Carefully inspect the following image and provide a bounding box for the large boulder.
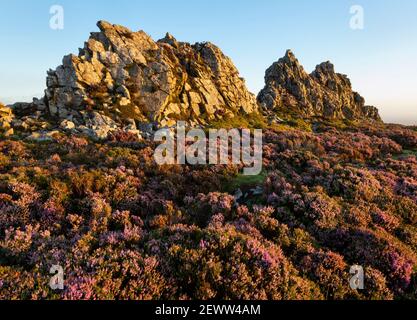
[257,50,382,121]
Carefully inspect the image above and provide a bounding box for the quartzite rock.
[44,20,258,136]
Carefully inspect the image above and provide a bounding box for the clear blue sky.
[1,0,416,124]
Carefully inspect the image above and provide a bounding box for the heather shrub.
[298,250,355,299]
[344,204,372,228]
[320,228,416,294]
[1,122,417,300]
[155,224,321,300]
[363,267,394,300]
[0,182,40,233]
[0,266,50,300]
[184,192,235,227]
[63,249,166,300]
[394,197,417,224]
[324,167,381,202]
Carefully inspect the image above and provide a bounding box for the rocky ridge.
[257,50,381,121]
[1,24,383,141]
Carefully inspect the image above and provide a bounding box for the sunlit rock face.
[257,50,381,122]
[0,102,14,136]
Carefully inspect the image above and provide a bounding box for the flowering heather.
[1,123,417,300]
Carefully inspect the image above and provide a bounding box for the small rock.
[60,119,76,130]
[250,186,264,196]
[4,128,14,137]
[26,131,59,142]
[234,189,243,202]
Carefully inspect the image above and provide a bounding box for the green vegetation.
[208,111,268,130]
[223,170,268,193]
[393,149,417,160]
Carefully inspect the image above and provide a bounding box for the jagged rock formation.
[42,20,257,138]
[257,50,381,121]
[4,29,384,140]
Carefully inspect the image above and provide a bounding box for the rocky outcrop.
[257,50,381,121]
[8,98,52,134]
[43,21,258,138]
[6,28,383,140]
